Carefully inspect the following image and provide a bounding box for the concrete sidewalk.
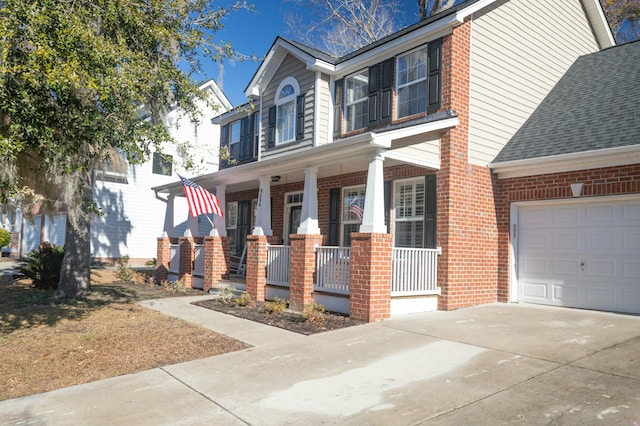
[1,298,639,425]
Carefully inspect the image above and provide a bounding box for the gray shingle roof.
[493,40,640,164]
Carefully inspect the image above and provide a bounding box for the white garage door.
[517,197,640,314]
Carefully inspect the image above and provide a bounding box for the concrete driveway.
[1,299,639,425]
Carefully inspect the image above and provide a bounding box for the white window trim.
[341,185,366,245]
[275,77,300,145]
[344,70,369,132]
[394,177,425,248]
[395,45,429,120]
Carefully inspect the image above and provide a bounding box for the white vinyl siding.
[468,0,600,166]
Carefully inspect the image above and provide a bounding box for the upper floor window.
[276,78,299,144]
[152,152,173,176]
[229,120,241,160]
[396,46,428,118]
[345,70,368,132]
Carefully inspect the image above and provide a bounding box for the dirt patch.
[193,298,363,335]
[0,273,249,401]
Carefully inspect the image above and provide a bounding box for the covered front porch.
[153,115,456,321]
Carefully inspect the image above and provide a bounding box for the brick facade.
[203,235,227,292]
[179,235,195,288]
[245,234,268,301]
[289,234,323,310]
[155,236,170,283]
[349,233,392,322]
[496,164,640,302]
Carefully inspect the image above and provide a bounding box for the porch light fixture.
[570,182,584,197]
[271,175,281,183]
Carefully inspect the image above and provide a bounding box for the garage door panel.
[517,197,640,314]
[553,259,580,275]
[552,283,580,304]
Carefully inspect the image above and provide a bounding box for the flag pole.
[203,214,215,229]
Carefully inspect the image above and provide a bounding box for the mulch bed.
[193,298,363,335]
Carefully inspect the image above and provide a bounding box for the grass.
[0,269,249,401]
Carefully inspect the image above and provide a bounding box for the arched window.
[275,77,299,144]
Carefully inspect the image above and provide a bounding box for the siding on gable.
[261,53,315,157]
[468,0,600,166]
[316,73,331,146]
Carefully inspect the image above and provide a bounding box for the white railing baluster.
[266,245,290,287]
[391,247,441,296]
[314,246,351,295]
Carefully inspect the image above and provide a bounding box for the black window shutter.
[368,63,379,124]
[328,188,340,246]
[381,59,394,122]
[220,124,229,166]
[424,174,437,248]
[239,115,253,161]
[427,38,442,114]
[333,79,344,137]
[384,180,391,234]
[296,93,305,140]
[267,106,276,148]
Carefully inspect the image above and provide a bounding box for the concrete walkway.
[1,297,639,425]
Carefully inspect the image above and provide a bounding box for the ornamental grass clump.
[17,242,64,290]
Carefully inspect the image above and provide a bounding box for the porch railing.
[168,244,180,275]
[266,244,290,287]
[391,247,441,296]
[315,246,351,295]
[193,243,205,277]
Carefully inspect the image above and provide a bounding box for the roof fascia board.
[581,0,616,48]
[335,18,458,76]
[489,145,640,179]
[454,0,498,20]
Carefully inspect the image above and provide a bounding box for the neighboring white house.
[16,79,232,265]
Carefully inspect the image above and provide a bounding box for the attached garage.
[513,196,640,314]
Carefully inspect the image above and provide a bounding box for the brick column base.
[156,236,170,283]
[179,236,195,289]
[204,235,226,292]
[289,234,323,311]
[246,235,268,301]
[350,232,392,322]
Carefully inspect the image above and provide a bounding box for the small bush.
[0,228,10,249]
[302,303,326,325]
[264,297,288,315]
[115,255,134,281]
[234,292,253,307]
[17,242,64,289]
[217,284,236,304]
[162,279,186,294]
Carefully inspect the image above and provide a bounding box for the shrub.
[17,242,64,289]
[162,279,186,293]
[234,292,253,307]
[0,228,10,249]
[219,284,236,304]
[302,303,326,325]
[264,297,288,314]
[115,255,134,281]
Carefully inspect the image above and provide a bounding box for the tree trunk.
[55,179,93,298]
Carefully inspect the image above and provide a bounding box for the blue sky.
[205,0,425,106]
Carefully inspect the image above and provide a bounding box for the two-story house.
[16,78,231,265]
[153,0,616,320]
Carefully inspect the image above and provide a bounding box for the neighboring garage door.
[516,196,640,314]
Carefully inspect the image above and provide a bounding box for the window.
[396,46,428,118]
[276,83,296,144]
[152,152,173,176]
[345,71,368,132]
[342,186,365,246]
[394,179,425,248]
[229,120,241,161]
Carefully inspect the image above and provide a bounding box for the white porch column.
[360,153,386,233]
[298,166,320,234]
[163,194,175,237]
[212,185,226,237]
[253,176,273,236]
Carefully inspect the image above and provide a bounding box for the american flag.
[349,197,364,221]
[179,175,224,218]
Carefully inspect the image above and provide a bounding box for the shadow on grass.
[0,274,177,334]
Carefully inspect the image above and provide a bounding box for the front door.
[236,200,251,255]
